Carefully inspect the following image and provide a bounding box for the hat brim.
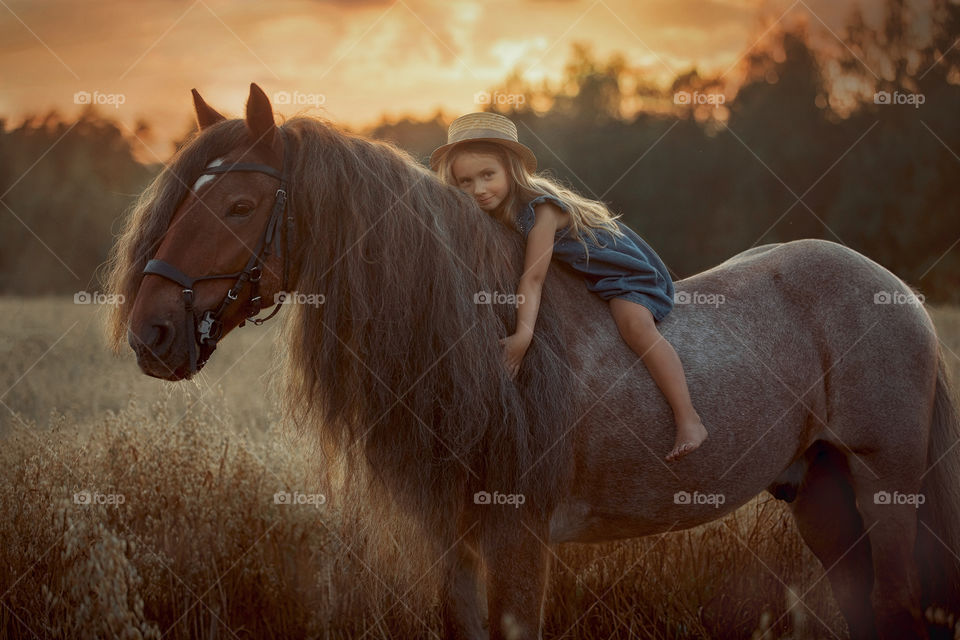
[430,138,537,173]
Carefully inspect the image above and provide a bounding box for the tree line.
[0,0,957,302]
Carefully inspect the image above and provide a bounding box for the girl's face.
[451,151,510,213]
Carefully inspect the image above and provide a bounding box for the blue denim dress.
[516,194,675,322]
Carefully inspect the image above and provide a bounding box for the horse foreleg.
[483,517,551,640]
[442,532,488,640]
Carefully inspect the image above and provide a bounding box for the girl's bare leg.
[609,298,707,461]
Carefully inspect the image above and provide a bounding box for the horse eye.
[228,202,253,217]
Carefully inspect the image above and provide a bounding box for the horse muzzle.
[127,318,215,381]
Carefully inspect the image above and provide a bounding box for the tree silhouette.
[1,0,956,303]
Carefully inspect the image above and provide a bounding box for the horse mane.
[275,117,578,547]
[104,115,579,550]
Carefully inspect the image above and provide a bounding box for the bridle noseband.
[142,127,294,375]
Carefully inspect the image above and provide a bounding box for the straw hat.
[430,112,537,173]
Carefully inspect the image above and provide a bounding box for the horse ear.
[245,83,276,149]
[191,89,226,130]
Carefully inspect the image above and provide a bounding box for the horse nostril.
[130,320,177,356]
[152,320,176,355]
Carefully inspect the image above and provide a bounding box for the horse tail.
[917,342,960,614]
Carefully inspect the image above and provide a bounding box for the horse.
[104,83,960,640]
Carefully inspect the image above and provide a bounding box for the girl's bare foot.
[666,414,708,461]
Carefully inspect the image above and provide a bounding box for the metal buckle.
[197,311,222,344]
[249,266,262,282]
[245,296,262,319]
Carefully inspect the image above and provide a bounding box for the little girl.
[430,112,707,461]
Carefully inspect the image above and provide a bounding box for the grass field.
[3,296,960,639]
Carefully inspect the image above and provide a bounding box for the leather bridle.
[142,127,294,375]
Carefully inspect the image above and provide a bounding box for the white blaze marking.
[192,157,225,192]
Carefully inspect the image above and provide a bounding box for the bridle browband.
[142,127,294,375]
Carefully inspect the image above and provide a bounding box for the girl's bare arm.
[513,202,565,344]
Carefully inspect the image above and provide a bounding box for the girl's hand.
[499,333,531,380]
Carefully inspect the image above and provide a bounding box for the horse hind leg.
[776,441,877,639]
[844,439,929,639]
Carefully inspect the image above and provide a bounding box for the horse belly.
[548,491,751,543]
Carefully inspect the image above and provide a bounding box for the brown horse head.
[127,83,293,380]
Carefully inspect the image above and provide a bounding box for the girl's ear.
[444,156,459,185]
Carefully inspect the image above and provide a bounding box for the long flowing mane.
[104,116,578,549]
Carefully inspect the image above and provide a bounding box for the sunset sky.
[1,0,882,160]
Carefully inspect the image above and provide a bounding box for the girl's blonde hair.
[437,141,625,259]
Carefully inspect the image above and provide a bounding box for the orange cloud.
[0,0,869,159]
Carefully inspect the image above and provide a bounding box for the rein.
[142,127,294,374]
